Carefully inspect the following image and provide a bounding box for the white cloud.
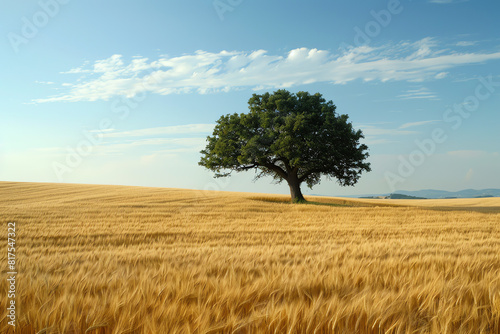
[96,124,214,156]
[35,81,55,85]
[456,41,477,47]
[406,37,437,60]
[399,120,440,129]
[39,137,207,157]
[397,87,440,100]
[358,124,418,145]
[61,60,91,74]
[32,39,500,103]
[101,124,215,138]
[94,137,206,155]
[37,123,212,158]
[357,119,444,145]
[434,72,448,79]
[359,125,418,137]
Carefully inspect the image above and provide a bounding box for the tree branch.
[281,157,292,175]
[237,164,258,171]
[263,162,288,179]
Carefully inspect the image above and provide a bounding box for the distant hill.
[342,188,500,199]
[389,193,427,200]
[394,189,500,199]
[359,193,427,200]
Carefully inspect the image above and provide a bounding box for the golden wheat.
[0,181,499,333]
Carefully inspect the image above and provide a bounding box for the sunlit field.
[1,181,500,333]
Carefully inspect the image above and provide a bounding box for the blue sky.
[1,0,499,196]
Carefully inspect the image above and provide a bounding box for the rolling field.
[1,181,500,333]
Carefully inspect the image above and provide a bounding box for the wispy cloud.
[94,137,207,155]
[38,137,207,156]
[358,119,440,145]
[357,124,419,145]
[39,123,213,157]
[360,126,418,137]
[399,120,440,129]
[397,87,440,100]
[434,72,448,79]
[32,38,500,103]
[455,41,477,47]
[100,124,215,138]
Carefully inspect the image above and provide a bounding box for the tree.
[199,90,371,203]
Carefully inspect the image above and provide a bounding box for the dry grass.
[0,181,499,333]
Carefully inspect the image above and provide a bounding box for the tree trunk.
[287,175,306,203]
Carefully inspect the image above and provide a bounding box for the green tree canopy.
[199,90,371,202]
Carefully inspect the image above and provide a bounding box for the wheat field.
[0,181,499,334]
